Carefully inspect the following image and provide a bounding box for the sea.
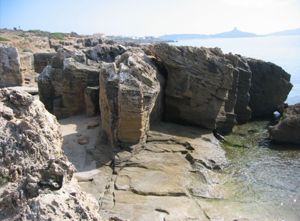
[172,35,300,105]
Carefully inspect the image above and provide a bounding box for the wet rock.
[151,43,234,130]
[99,48,161,146]
[269,103,300,144]
[0,88,102,220]
[0,46,22,87]
[247,58,293,118]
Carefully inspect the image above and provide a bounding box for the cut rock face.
[247,58,293,117]
[0,88,102,220]
[269,103,300,145]
[38,51,100,118]
[151,44,234,130]
[99,48,161,146]
[226,54,252,124]
[0,46,22,87]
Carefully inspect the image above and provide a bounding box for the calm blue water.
[173,36,300,104]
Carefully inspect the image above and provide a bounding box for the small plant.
[0,36,9,41]
[50,32,67,40]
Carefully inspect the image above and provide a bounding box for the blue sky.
[1,0,300,36]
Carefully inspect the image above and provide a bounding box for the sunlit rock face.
[151,43,235,131]
[0,88,102,221]
[99,48,162,146]
[0,46,22,87]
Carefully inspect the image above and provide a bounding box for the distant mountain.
[159,28,257,41]
[213,27,256,38]
[267,28,300,36]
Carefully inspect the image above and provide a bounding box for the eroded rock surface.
[269,103,300,144]
[0,88,102,220]
[77,122,227,221]
[0,46,22,87]
[38,50,100,118]
[151,44,234,131]
[100,48,162,146]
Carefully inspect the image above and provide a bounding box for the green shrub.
[50,32,67,40]
[0,36,10,41]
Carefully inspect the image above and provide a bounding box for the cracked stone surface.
[74,121,228,221]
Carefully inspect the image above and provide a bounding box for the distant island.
[159,27,300,41]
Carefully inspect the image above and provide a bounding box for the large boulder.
[247,58,293,117]
[151,44,234,130]
[269,103,300,145]
[0,46,22,87]
[99,48,161,146]
[38,49,100,118]
[0,88,102,220]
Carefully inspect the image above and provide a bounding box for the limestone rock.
[269,103,300,144]
[94,122,227,221]
[85,86,100,116]
[151,43,234,130]
[0,88,102,220]
[247,58,293,117]
[33,52,56,73]
[226,54,252,123]
[38,55,100,118]
[84,44,126,63]
[99,48,161,146]
[19,52,36,86]
[0,46,22,87]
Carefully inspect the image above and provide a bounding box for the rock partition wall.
[0,46,23,87]
[99,48,162,146]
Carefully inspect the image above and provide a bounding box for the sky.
[0,0,300,36]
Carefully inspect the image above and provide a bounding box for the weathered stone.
[269,103,300,144]
[33,52,56,73]
[92,122,226,221]
[38,57,100,118]
[226,54,252,123]
[99,48,161,146]
[151,43,234,130]
[85,86,100,116]
[19,52,36,86]
[84,44,126,63]
[84,37,102,47]
[51,47,86,68]
[0,46,22,87]
[247,58,293,117]
[0,88,102,221]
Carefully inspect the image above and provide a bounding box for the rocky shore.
[0,30,298,220]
